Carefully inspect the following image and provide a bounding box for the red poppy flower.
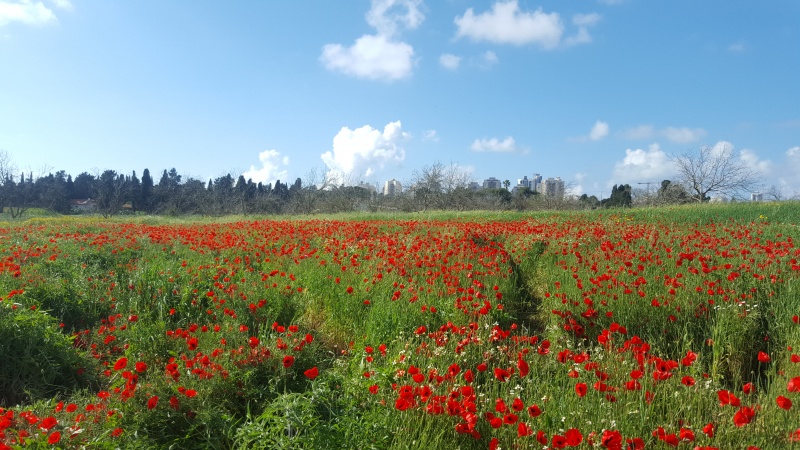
[551,434,567,449]
[527,404,542,417]
[169,396,180,410]
[48,431,61,445]
[518,421,533,436]
[742,382,755,394]
[185,389,197,398]
[575,382,588,397]
[113,357,128,371]
[476,363,488,372]
[304,367,319,380]
[517,356,529,377]
[679,427,695,442]
[282,355,295,368]
[732,406,755,427]
[565,428,583,446]
[511,398,524,412]
[40,416,57,431]
[717,390,741,407]
[493,367,511,382]
[135,361,148,373]
[147,396,159,410]
[536,430,548,445]
[681,376,695,386]
[702,422,714,438]
[788,376,800,392]
[757,351,770,363]
[776,395,792,410]
[248,336,260,349]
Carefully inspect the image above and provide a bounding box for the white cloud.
[321,121,408,182]
[621,125,655,140]
[454,1,563,48]
[565,13,601,46]
[366,0,424,37]
[242,149,290,186]
[439,53,461,70]
[422,129,439,142]
[787,146,800,161]
[569,120,609,142]
[50,0,71,10]
[589,120,609,141]
[708,140,734,157]
[321,34,414,81]
[471,136,517,153]
[0,0,57,26]
[612,143,676,183]
[739,148,771,173]
[662,126,706,144]
[321,0,422,82]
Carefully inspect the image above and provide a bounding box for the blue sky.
[1,0,798,199]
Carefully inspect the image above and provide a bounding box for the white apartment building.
[383,179,402,196]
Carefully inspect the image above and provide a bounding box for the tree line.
[0,144,771,218]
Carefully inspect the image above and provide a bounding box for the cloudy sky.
[1,0,798,198]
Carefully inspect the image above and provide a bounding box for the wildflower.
[304,367,319,380]
[776,396,792,410]
[48,432,61,445]
[113,357,128,371]
[733,406,755,427]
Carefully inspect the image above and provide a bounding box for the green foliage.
[0,305,96,406]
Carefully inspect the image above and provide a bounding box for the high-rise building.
[383,179,402,196]
[544,177,565,198]
[531,173,543,193]
[483,177,502,189]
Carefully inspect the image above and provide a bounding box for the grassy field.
[1,202,799,449]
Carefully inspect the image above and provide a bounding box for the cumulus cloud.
[242,149,290,186]
[470,136,518,153]
[439,53,461,70]
[454,1,563,48]
[662,126,706,144]
[612,143,676,183]
[739,148,771,173]
[321,0,422,81]
[454,1,599,49]
[321,121,408,182]
[366,0,424,37]
[589,121,609,141]
[321,35,414,81]
[570,120,609,142]
[0,0,57,26]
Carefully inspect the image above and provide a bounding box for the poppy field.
[1,204,799,449]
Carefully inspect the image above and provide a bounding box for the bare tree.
[672,145,762,202]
